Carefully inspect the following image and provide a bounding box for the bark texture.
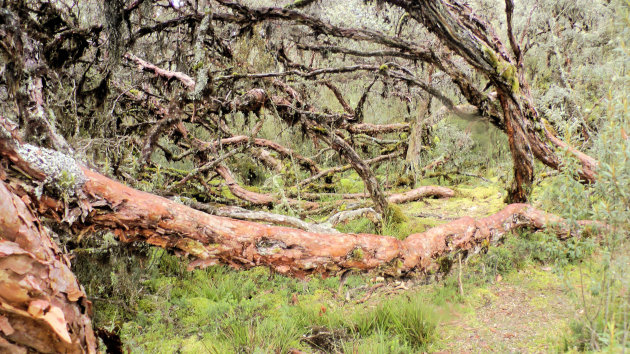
[0,181,96,353]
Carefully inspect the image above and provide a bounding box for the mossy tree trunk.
[385,0,598,201]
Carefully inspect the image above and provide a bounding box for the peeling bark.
[0,181,96,353]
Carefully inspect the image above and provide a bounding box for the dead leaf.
[495,274,503,282]
[319,305,326,316]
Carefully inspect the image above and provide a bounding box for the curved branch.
[198,135,319,174]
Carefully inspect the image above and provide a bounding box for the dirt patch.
[440,270,576,352]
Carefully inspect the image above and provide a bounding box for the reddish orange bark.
[47,167,596,276]
[0,181,96,353]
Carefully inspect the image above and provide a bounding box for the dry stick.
[297,43,419,60]
[458,253,464,297]
[323,81,355,114]
[344,122,410,135]
[297,150,404,187]
[187,202,338,234]
[215,164,319,209]
[356,283,385,304]
[215,64,386,82]
[165,148,240,192]
[197,135,320,173]
[124,53,195,88]
[297,185,454,204]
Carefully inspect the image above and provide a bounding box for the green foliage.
[349,296,437,350]
[75,241,445,353]
[535,25,630,347]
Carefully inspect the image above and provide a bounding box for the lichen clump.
[17,144,86,197]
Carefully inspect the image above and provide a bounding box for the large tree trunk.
[0,181,96,353]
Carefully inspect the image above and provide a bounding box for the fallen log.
[0,118,600,278]
[326,207,381,227]
[297,185,455,204]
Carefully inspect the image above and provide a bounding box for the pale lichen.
[16,144,86,197]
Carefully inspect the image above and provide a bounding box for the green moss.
[176,239,208,258]
[386,204,409,224]
[191,61,204,71]
[482,45,520,93]
[395,175,414,188]
[311,125,328,134]
[221,186,237,200]
[436,256,453,274]
[482,45,500,69]
[339,177,363,193]
[500,64,520,93]
[351,247,365,261]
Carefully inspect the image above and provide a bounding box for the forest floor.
[77,177,603,353]
[437,268,576,352]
